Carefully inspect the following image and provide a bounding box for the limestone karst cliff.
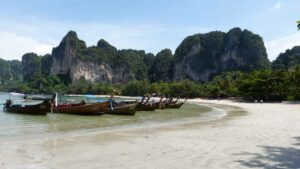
[43,31,154,84]
[2,28,271,84]
[173,28,270,82]
[272,46,300,70]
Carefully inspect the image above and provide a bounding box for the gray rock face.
[41,28,269,84]
[50,31,83,78]
[71,61,134,84]
[47,31,140,84]
[173,28,270,82]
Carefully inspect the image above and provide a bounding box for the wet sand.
[1,99,300,169]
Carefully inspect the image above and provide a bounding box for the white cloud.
[33,44,53,55]
[5,19,298,63]
[271,1,282,10]
[275,1,282,9]
[0,31,53,60]
[0,18,209,59]
[266,33,300,61]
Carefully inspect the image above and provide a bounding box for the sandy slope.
[1,99,300,169]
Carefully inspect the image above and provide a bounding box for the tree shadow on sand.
[235,137,300,169]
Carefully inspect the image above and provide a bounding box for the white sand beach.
[1,99,300,169]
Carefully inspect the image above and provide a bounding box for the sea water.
[0,93,225,139]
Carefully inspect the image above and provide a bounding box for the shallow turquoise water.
[0,93,212,138]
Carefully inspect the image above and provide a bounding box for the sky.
[0,0,299,61]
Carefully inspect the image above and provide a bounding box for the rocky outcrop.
[41,54,52,75]
[71,61,134,84]
[47,31,151,84]
[149,49,174,82]
[272,46,300,70]
[22,53,41,82]
[9,60,22,81]
[13,28,270,84]
[173,28,270,82]
[0,59,22,83]
[49,31,85,83]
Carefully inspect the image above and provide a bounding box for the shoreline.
[1,100,300,169]
[0,102,230,142]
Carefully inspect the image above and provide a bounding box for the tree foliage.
[0,59,23,84]
[0,59,12,83]
[149,49,174,82]
[272,46,300,70]
[21,53,41,82]
[1,68,300,101]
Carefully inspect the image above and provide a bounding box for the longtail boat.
[3,95,55,115]
[98,101,110,112]
[105,102,137,115]
[154,97,165,109]
[52,102,104,115]
[136,96,157,111]
[24,94,54,101]
[136,102,156,111]
[159,102,166,109]
[166,98,187,109]
[104,90,137,115]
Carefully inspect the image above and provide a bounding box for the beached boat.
[98,101,110,112]
[105,102,137,115]
[140,97,168,110]
[3,96,54,115]
[102,90,137,115]
[153,97,170,110]
[166,102,184,108]
[136,102,156,111]
[166,98,187,109]
[9,92,25,96]
[135,96,158,111]
[24,94,54,101]
[153,97,165,109]
[52,102,104,115]
[159,102,166,109]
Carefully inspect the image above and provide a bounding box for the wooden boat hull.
[166,102,184,109]
[52,102,102,115]
[105,103,137,115]
[157,102,166,109]
[136,102,157,111]
[4,100,52,115]
[98,101,110,112]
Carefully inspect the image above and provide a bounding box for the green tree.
[286,65,300,100]
[210,72,242,97]
[91,83,114,95]
[121,80,149,96]
[237,70,288,101]
[272,46,300,70]
[148,82,170,96]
